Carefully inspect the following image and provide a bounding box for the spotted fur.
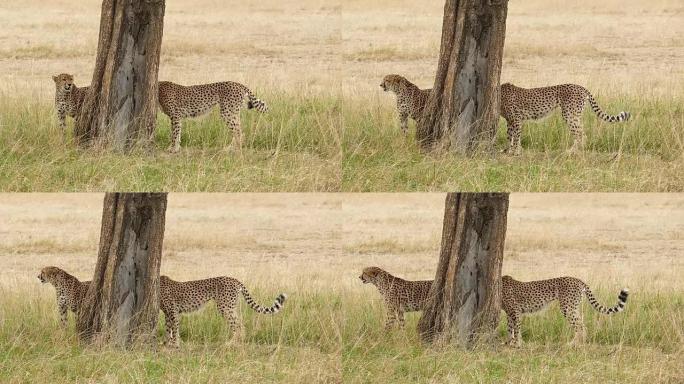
[52,73,89,131]
[502,275,629,346]
[501,83,630,155]
[360,266,431,329]
[159,275,286,346]
[380,74,430,135]
[158,81,268,153]
[38,266,90,327]
[381,74,631,153]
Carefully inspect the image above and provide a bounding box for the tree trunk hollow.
[77,192,167,346]
[418,192,509,347]
[75,0,165,152]
[417,0,508,153]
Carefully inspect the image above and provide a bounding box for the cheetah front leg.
[396,308,406,328]
[58,298,68,328]
[56,109,67,131]
[384,298,401,329]
[168,117,182,153]
[399,112,409,135]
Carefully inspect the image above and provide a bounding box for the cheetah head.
[38,266,64,284]
[359,266,385,284]
[52,73,75,92]
[380,74,409,93]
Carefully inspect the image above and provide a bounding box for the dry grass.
[0,0,682,191]
[0,194,682,382]
[2,0,681,98]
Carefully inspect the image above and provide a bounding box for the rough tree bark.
[77,193,167,346]
[417,193,508,347]
[75,0,166,151]
[416,0,508,153]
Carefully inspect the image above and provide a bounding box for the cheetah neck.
[374,273,400,293]
[55,86,79,103]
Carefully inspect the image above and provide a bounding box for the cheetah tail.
[586,92,630,123]
[585,286,629,315]
[246,91,268,113]
[240,286,287,314]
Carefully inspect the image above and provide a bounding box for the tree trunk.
[75,0,166,152]
[417,192,508,346]
[77,193,167,346]
[416,0,508,153]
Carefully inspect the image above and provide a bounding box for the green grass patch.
[0,286,342,383]
[0,91,342,192]
[341,93,683,191]
[0,91,681,191]
[342,288,684,383]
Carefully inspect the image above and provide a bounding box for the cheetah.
[52,73,89,131]
[37,266,90,327]
[380,74,630,154]
[500,83,630,155]
[501,275,629,347]
[159,275,286,346]
[359,266,432,329]
[380,74,430,135]
[158,81,268,153]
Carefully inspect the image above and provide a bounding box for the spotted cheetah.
[380,74,630,153]
[502,275,629,347]
[500,83,630,155]
[159,275,286,346]
[359,266,432,329]
[380,74,430,135]
[158,81,268,153]
[52,73,89,131]
[37,266,90,327]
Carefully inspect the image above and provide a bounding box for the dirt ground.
[0,193,681,295]
[1,0,682,99]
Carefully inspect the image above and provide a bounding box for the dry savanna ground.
[0,193,682,382]
[0,0,682,191]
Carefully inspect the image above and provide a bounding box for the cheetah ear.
[52,75,58,82]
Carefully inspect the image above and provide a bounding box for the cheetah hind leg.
[562,108,585,154]
[568,310,586,346]
[561,295,586,346]
[221,108,243,153]
[218,304,243,343]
